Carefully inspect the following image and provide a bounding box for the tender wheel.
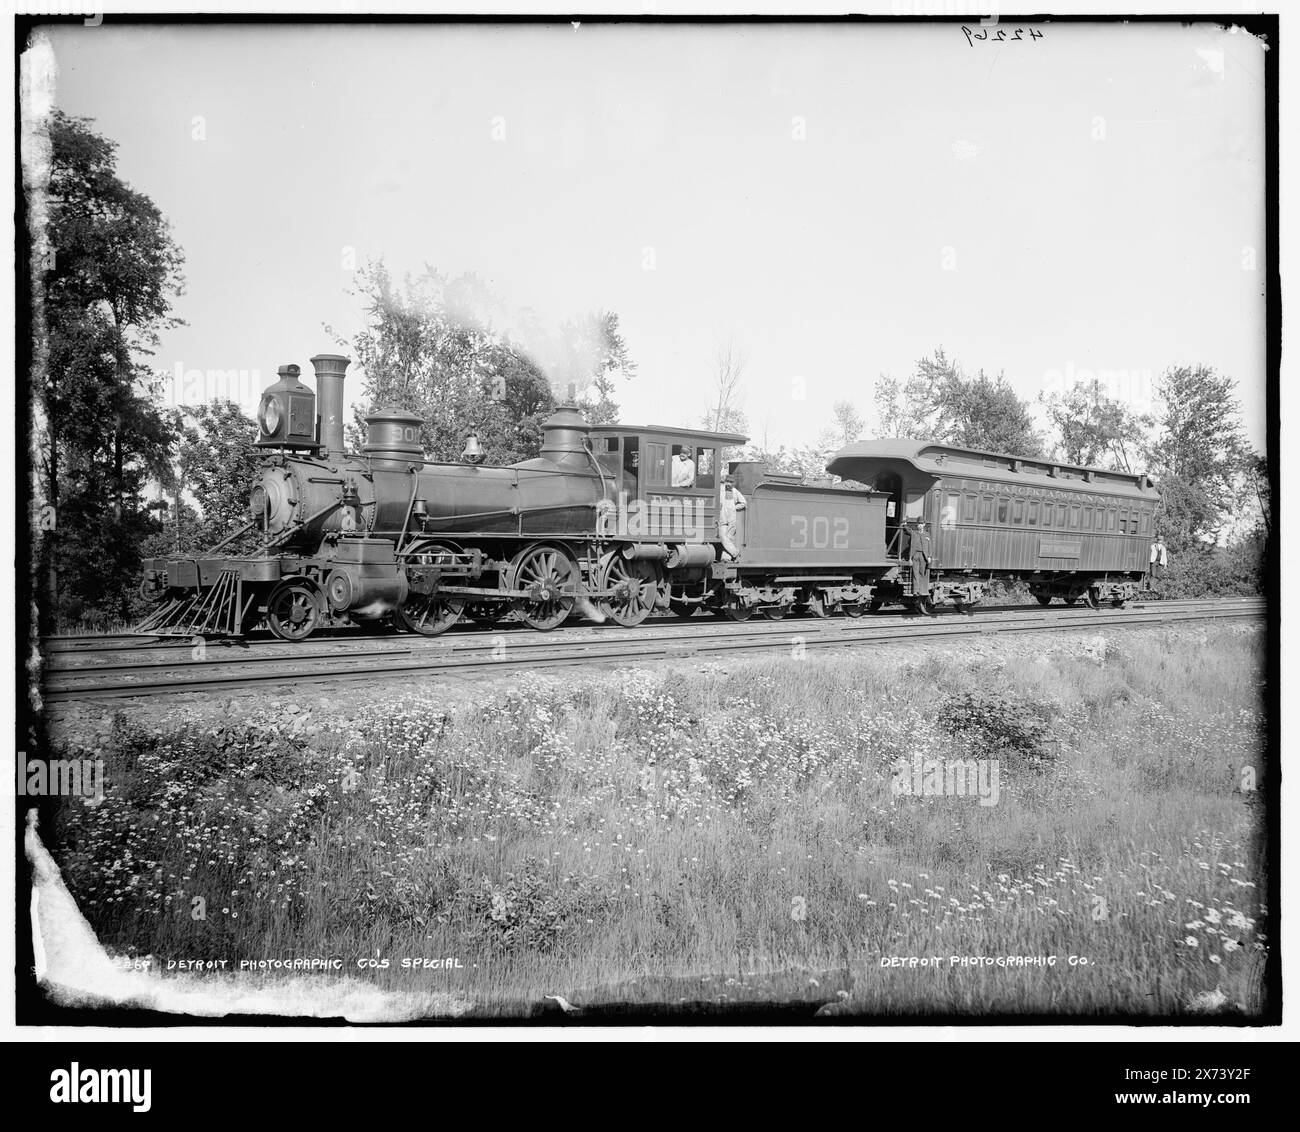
[512,545,577,631]
[761,605,787,620]
[724,600,753,622]
[1063,595,1079,606]
[670,599,698,619]
[601,555,659,627]
[266,580,323,641]
[843,603,865,618]
[1034,594,1052,607]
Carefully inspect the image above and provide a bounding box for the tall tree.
[552,310,637,425]
[873,374,930,439]
[820,400,865,450]
[702,337,749,435]
[1042,377,1151,472]
[35,109,185,625]
[175,401,262,553]
[873,351,1042,456]
[334,260,556,464]
[1146,364,1250,549]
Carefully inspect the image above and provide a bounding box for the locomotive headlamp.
[255,363,318,450]
[260,399,282,436]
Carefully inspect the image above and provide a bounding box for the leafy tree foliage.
[549,310,636,425]
[36,110,185,626]
[1041,378,1151,472]
[873,349,1043,456]
[334,260,558,464]
[156,401,262,556]
[1144,365,1252,550]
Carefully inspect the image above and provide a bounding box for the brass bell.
[461,434,484,465]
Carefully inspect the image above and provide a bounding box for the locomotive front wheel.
[1034,594,1052,607]
[394,594,465,637]
[267,581,323,642]
[600,556,659,627]
[512,546,577,631]
[724,602,753,622]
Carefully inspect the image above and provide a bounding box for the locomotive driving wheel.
[511,545,578,631]
[600,554,659,627]
[394,540,466,637]
[394,594,465,636]
[266,580,323,642]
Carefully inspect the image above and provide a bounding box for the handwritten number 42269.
[962,27,1044,46]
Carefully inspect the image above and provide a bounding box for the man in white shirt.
[718,474,746,561]
[1150,535,1168,577]
[671,449,696,487]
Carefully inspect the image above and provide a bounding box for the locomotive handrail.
[261,499,343,552]
[205,519,257,556]
[395,468,421,556]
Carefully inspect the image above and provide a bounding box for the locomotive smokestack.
[310,353,350,458]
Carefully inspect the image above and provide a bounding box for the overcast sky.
[32,19,1268,454]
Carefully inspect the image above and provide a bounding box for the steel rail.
[42,601,1263,702]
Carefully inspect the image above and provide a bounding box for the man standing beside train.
[718,474,746,561]
[1150,534,1168,578]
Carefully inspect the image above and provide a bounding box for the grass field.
[47,620,1270,1019]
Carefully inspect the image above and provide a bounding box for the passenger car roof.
[827,439,1160,501]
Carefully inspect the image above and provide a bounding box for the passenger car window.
[1027,501,1039,525]
[978,496,993,522]
[997,498,1009,523]
[962,494,976,522]
[1069,506,1080,529]
[1012,499,1024,524]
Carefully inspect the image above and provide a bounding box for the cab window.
[694,446,716,490]
[646,442,669,487]
[593,435,622,476]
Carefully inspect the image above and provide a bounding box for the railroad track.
[40,597,1264,702]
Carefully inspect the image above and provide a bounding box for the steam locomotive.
[137,354,1160,641]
